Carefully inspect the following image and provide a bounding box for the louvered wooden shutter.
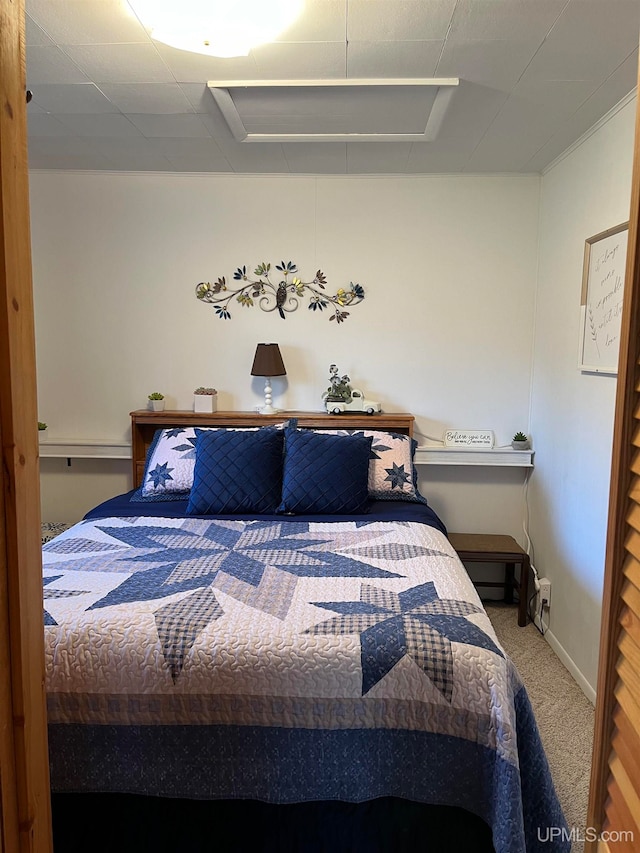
[587,57,640,853]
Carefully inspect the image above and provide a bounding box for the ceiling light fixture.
[128,0,304,58]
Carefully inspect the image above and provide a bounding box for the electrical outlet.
[538,578,551,608]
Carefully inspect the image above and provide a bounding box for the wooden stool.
[448,533,530,627]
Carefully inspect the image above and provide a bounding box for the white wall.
[30,172,540,530]
[530,95,636,695]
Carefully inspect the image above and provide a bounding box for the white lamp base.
[259,377,279,415]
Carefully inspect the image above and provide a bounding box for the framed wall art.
[578,221,629,374]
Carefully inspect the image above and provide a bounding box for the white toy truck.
[324,388,381,415]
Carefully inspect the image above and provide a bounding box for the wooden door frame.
[586,52,640,852]
[0,0,53,850]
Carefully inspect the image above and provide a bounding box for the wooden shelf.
[414,446,533,467]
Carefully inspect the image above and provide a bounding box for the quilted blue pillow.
[278,429,373,514]
[186,427,284,515]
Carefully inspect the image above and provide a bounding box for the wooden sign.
[443,430,494,448]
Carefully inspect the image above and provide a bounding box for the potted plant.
[194,387,217,413]
[512,431,531,450]
[148,392,165,412]
[38,421,48,441]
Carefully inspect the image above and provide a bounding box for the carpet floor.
[486,603,595,853]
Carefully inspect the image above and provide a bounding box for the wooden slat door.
[587,53,640,853]
[0,0,53,850]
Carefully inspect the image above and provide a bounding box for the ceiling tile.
[447,0,567,43]
[346,141,412,173]
[521,35,635,82]
[126,114,212,138]
[524,48,640,172]
[28,113,73,137]
[436,82,510,144]
[26,45,89,86]
[548,0,640,46]
[276,0,347,41]
[97,83,195,115]
[27,0,150,45]
[86,137,174,170]
[215,142,291,173]
[348,0,457,41]
[406,138,477,172]
[56,114,143,138]
[282,142,347,173]
[62,44,174,84]
[436,40,541,89]
[25,14,54,46]
[153,43,259,84]
[251,42,347,78]
[29,150,116,170]
[147,138,226,158]
[347,40,443,77]
[30,83,120,114]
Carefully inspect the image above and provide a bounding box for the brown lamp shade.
[251,343,286,377]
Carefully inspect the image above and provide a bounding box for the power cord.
[521,466,545,635]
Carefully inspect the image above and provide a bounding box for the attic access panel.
[207,78,459,143]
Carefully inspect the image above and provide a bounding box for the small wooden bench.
[448,532,530,627]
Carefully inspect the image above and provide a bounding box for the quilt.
[43,514,568,853]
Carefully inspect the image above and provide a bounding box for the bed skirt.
[51,793,495,853]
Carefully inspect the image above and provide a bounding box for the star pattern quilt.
[43,514,568,853]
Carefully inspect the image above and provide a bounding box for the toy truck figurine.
[324,388,381,415]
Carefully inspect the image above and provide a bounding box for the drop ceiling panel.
[282,141,348,173]
[275,0,347,42]
[125,114,211,138]
[27,0,148,44]
[251,42,347,78]
[56,113,143,138]
[62,44,175,84]
[30,83,119,113]
[346,40,443,77]
[436,39,541,88]
[98,83,195,114]
[347,0,458,41]
[26,45,89,85]
[447,0,568,43]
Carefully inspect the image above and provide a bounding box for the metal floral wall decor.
[195,261,365,323]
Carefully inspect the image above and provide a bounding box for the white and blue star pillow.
[312,429,427,503]
[136,426,285,501]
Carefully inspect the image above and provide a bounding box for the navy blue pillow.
[186,427,284,515]
[278,429,373,514]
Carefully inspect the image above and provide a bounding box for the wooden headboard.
[129,410,415,488]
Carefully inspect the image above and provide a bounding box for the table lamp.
[251,343,286,414]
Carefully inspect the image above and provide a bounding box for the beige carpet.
[486,603,595,853]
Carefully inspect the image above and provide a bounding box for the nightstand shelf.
[448,532,530,627]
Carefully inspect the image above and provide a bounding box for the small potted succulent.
[193,387,217,413]
[38,421,48,441]
[512,431,531,450]
[148,392,165,412]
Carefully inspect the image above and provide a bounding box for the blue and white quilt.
[43,515,568,853]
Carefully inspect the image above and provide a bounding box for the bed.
[43,411,569,853]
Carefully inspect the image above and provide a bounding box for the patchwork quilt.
[43,515,568,853]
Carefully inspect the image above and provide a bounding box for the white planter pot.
[38,428,48,442]
[511,440,531,451]
[150,400,165,412]
[194,395,217,413]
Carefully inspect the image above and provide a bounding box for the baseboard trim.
[540,624,596,706]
